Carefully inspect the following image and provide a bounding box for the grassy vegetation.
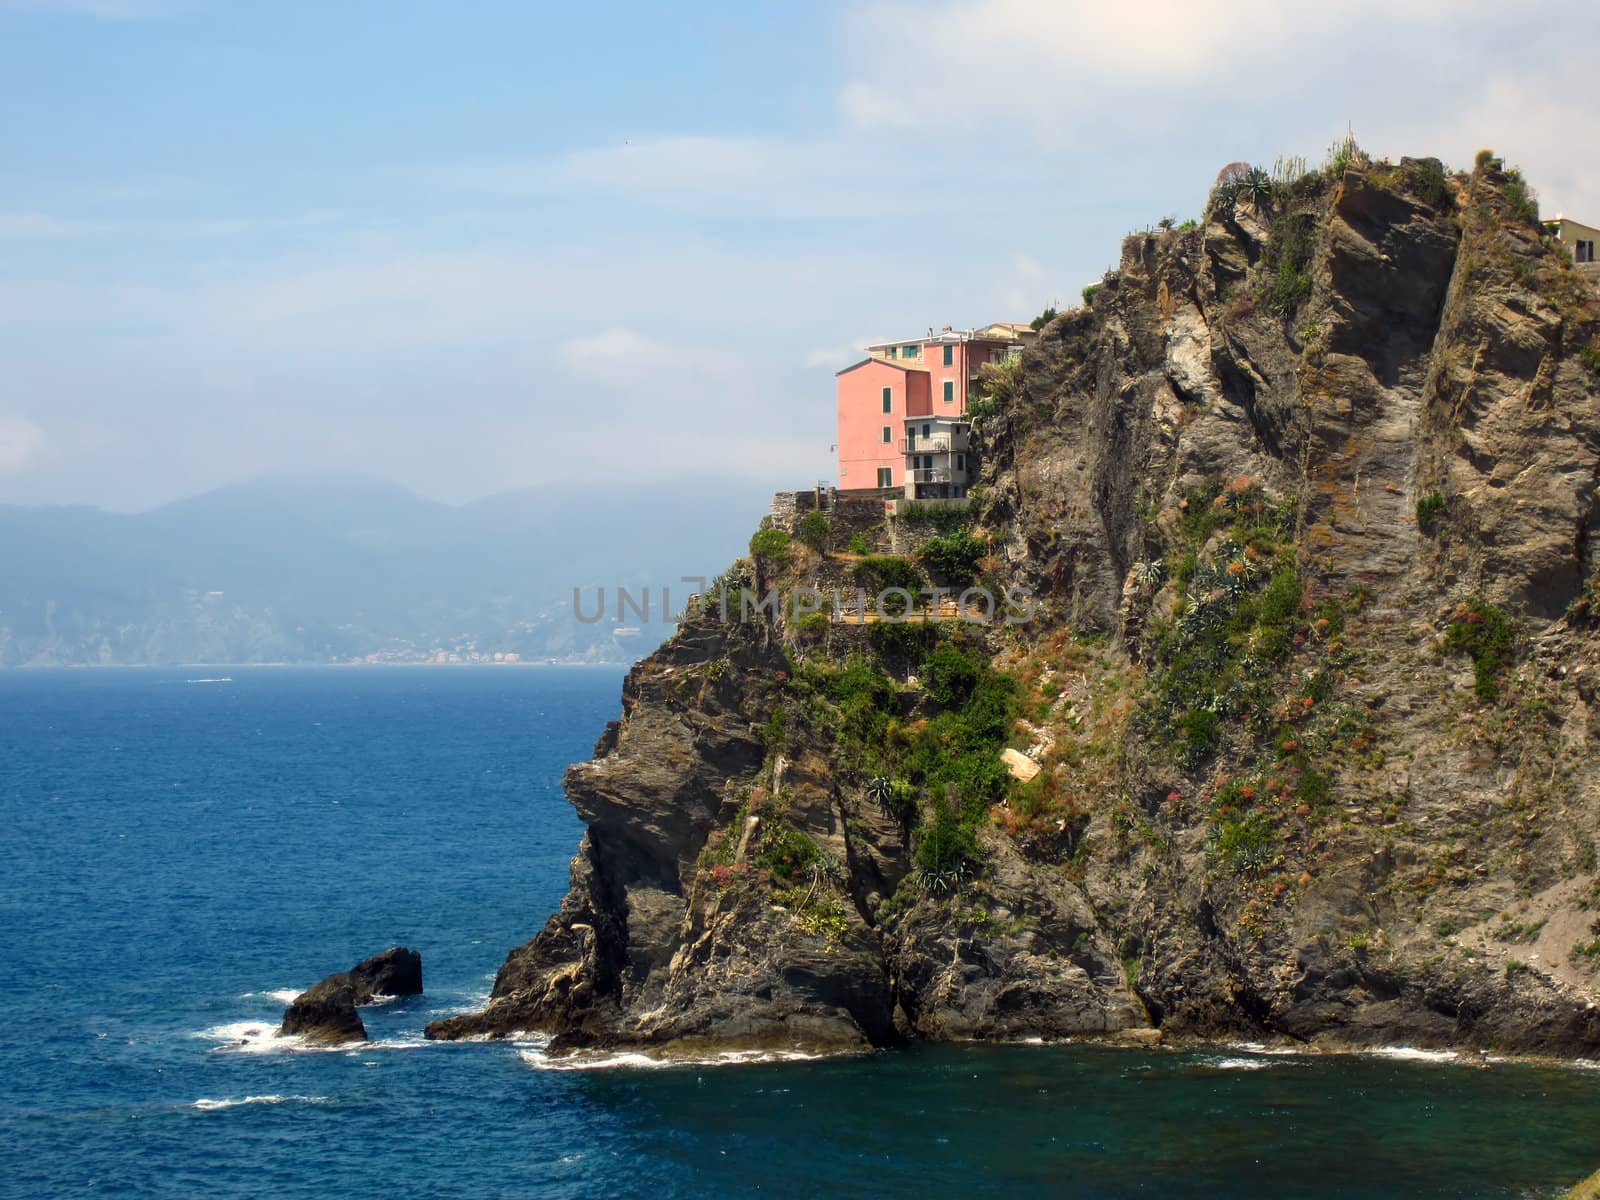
[1442,597,1514,702]
[1500,169,1541,227]
[788,631,1022,898]
[797,511,830,552]
[920,529,987,585]
[851,555,926,597]
[1140,477,1304,764]
[899,501,971,530]
[1416,491,1447,534]
[1263,211,1317,315]
[749,526,792,561]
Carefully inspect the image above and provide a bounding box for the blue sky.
[2,0,1594,510]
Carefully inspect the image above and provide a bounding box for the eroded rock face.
[350,947,423,999]
[433,156,1600,1059]
[280,981,365,1044]
[279,947,423,1043]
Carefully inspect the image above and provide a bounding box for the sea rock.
[279,981,366,1045]
[279,947,423,1043]
[350,947,424,1000]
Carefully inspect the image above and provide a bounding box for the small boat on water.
[185,677,234,684]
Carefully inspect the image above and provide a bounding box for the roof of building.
[863,322,1034,351]
[835,357,928,378]
[1548,213,1600,236]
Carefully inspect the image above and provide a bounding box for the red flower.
[1167,790,1182,803]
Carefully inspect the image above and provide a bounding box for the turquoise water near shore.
[2,667,1597,1199]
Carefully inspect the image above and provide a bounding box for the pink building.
[835,323,1034,499]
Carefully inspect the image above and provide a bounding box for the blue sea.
[3,667,1599,1199]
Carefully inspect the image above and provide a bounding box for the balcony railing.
[901,431,971,453]
[910,468,954,484]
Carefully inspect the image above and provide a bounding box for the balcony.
[899,432,970,455]
[909,468,954,484]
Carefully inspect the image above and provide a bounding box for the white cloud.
[438,134,966,220]
[558,327,746,390]
[838,0,1541,143]
[1384,64,1600,216]
[0,414,47,474]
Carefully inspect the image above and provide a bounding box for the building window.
[883,346,896,359]
[882,426,892,444]
[922,423,930,438]
[1579,240,1597,263]
[881,386,892,413]
[957,454,965,470]
[877,467,893,487]
[942,344,954,367]
[942,379,954,404]
[902,344,919,358]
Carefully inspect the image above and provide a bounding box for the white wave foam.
[194,1021,357,1055]
[1202,1055,1276,1071]
[517,1042,823,1072]
[1366,1046,1460,1064]
[191,1094,326,1111]
[237,989,303,1005]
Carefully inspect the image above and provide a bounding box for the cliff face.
[429,153,1600,1057]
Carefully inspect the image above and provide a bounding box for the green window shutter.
[882,386,892,413]
[943,345,953,366]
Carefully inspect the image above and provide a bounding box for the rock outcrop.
[431,151,1600,1059]
[280,947,423,1043]
[280,980,366,1044]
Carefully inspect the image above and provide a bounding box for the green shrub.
[914,796,981,887]
[1176,708,1219,765]
[899,501,971,530]
[1501,175,1540,227]
[852,555,925,596]
[1081,282,1101,306]
[845,532,870,555]
[1263,212,1317,315]
[1407,158,1450,209]
[1443,597,1514,702]
[793,611,830,636]
[750,527,792,559]
[921,643,983,707]
[1416,491,1447,534]
[1214,811,1276,873]
[1475,148,1497,169]
[867,620,934,662]
[761,826,823,882]
[1030,305,1058,331]
[1259,566,1303,628]
[920,529,987,584]
[797,511,830,552]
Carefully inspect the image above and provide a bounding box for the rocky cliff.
[428,149,1600,1058]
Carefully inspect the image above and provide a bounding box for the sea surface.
[2,666,1599,1199]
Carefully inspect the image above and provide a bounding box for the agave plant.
[865,775,894,815]
[916,861,972,896]
[1241,166,1274,207]
[1135,558,1166,588]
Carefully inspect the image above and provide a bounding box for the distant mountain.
[0,475,774,666]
